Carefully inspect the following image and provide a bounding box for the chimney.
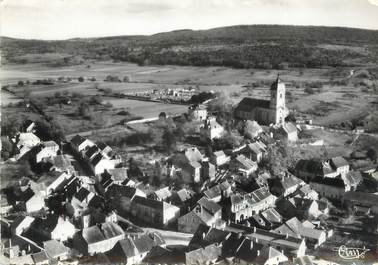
[286,233,289,239]
[250,241,253,250]
[202,232,206,239]
[253,227,257,233]
[257,250,260,256]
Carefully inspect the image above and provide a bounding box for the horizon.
[1,0,378,40]
[2,23,378,41]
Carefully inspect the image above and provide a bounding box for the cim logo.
[333,245,370,260]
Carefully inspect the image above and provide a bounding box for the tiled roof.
[235,154,257,170]
[133,196,163,210]
[43,239,68,258]
[197,197,221,215]
[331,156,349,168]
[154,187,172,200]
[282,123,297,134]
[75,187,91,202]
[71,135,86,146]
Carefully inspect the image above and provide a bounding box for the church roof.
[235,98,270,112]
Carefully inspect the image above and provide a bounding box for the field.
[1,61,378,137]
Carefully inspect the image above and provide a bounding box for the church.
[234,76,288,125]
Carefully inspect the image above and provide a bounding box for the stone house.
[230,187,277,222]
[73,222,124,255]
[200,117,224,140]
[131,196,180,227]
[211,150,230,166]
[230,154,258,176]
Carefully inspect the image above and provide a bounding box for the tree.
[367,148,377,163]
[243,120,262,139]
[18,80,24,87]
[77,102,90,118]
[1,137,13,160]
[78,77,84,82]
[123,76,131,82]
[35,119,65,142]
[162,129,177,154]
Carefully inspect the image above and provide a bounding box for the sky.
[1,0,377,40]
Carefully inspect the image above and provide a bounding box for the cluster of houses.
[126,87,198,102]
[1,76,378,265]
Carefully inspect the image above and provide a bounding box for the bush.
[304,87,315,94]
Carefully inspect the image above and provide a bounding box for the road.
[142,227,193,246]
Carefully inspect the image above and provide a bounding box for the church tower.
[270,75,286,124]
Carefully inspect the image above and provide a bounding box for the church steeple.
[270,74,282,91]
[270,74,286,124]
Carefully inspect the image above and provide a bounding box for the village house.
[46,154,75,173]
[203,181,232,203]
[341,170,362,191]
[73,222,124,255]
[178,197,223,233]
[309,176,346,200]
[149,187,172,201]
[107,167,128,184]
[279,122,298,142]
[45,172,76,196]
[211,150,230,166]
[25,192,45,213]
[71,187,96,217]
[188,104,208,121]
[131,196,180,227]
[169,188,195,213]
[187,225,265,264]
[200,116,225,140]
[171,147,204,183]
[108,233,166,265]
[106,185,146,213]
[230,154,258,176]
[35,141,60,163]
[226,224,307,257]
[12,216,35,236]
[243,141,267,163]
[90,153,116,175]
[43,239,69,262]
[202,161,216,182]
[13,132,41,160]
[269,173,304,198]
[230,187,277,222]
[255,246,289,265]
[186,243,222,265]
[295,159,338,181]
[245,120,263,139]
[70,135,95,154]
[234,76,287,125]
[306,200,329,218]
[273,217,327,248]
[330,156,350,178]
[21,214,76,243]
[293,184,319,201]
